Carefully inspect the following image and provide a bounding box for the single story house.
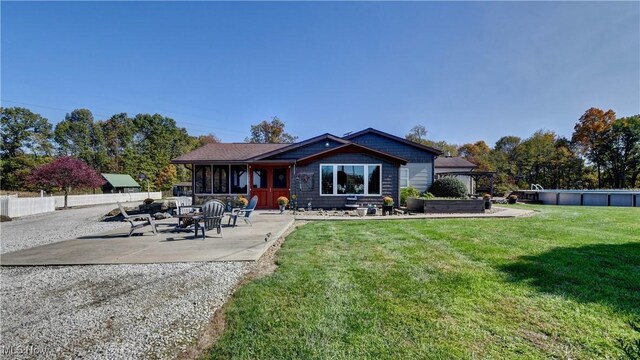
[434,157,477,194]
[101,173,141,193]
[172,128,443,209]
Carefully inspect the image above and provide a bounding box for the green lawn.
[208,205,640,359]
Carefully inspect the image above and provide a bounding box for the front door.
[250,166,290,209]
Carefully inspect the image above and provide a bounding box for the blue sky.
[2,1,639,146]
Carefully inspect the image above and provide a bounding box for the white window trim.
[400,168,410,188]
[194,164,250,196]
[319,164,382,196]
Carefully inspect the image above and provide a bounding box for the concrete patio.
[0,207,533,266]
[1,212,294,266]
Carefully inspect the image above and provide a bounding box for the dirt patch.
[176,221,306,360]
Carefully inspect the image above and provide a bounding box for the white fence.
[0,197,56,218]
[52,192,163,208]
[0,192,163,218]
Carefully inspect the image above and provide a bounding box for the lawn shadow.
[500,242,640,316]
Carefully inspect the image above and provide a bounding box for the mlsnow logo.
[1,345,52,356]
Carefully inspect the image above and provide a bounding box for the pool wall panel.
[539,192,558,205]
[583,193,608,206]
[610,194,633,207]
[558,193,581,206]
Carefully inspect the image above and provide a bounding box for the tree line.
[406,108,640,194]
[0,107,220,192]
[1,106,637,195]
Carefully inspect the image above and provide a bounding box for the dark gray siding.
[266,139,345,160]
[348,132,437,189]
[291,153,399,209]
[347,133,436,163]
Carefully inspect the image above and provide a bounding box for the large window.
[194,165,248,194]
[230,165,247,193]
[212,165,228,194]
[320,164,382,196]
[321,165,334,194]
[195,165,212,194]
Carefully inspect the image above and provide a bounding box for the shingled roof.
[172,143,289,164]
[435,156,476,168]
[101,173,141,188]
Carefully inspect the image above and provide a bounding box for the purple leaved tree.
[28,156,105,208]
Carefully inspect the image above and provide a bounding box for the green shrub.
[421,192,435,199]
[428,177,468,198]
[400,186,420,206]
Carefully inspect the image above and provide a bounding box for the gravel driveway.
[0,203,128,254]
[0,204,251,359]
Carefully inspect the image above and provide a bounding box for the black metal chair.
[195,200,225,239]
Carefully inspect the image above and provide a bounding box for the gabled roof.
[101,173,140,188]
[435,157,477,168]
[251,133,350,160]
[343,128,444,155]
[172,143,289,164]
[296,143,408,166]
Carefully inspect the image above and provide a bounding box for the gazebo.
[436,171,497,195]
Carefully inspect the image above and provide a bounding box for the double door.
[250,166,290,209]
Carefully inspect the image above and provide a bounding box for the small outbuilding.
[101,173,141,194]
[435,157,496,195]
[434,157,477,194]
[172,182,193,196]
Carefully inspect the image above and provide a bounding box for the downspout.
[431,155,436,190]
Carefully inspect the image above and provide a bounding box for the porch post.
[190,163,196,205]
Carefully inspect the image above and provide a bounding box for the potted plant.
[483,193,492,210]
[382,196,394,216]
[277,196,289,213]
[508,194,518,204]
[237,196,249,208]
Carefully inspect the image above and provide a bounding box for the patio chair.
[195,199,226,239]
[175,196,196,226]
[228,195,258,227]
[117,202,158,237]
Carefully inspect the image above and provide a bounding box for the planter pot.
[382,205,393,216]
[484,200,492,210]
[424,199,485,213]
[407,198,425,212]
[356,208,367,217]
[508,198,517,204]
[279,204,286,213]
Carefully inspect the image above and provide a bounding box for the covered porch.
[188,162,292,209]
